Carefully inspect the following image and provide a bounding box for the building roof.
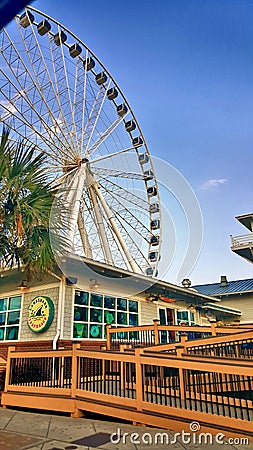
[235,213,253,231]
[193,278,253,297]
[201,303,241,316]
[61,253,221,304]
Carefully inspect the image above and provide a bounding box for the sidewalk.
[0,408,251,450]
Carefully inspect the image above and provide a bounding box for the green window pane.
[74,306,88,322]
[177,311,189,321]
[7,311,20,325]
[9,296,21,310]
[0,299,7,311]
[117,312,127,325]
[104,310,115,325]
[129,314,138,326]
[104,296,115,309]
[6,326,18,340]
[129,300,138,313]
[75,291,89,306]
[0,313,6,326]
[117,298,127,311]
[73,323,88,338]
[190,312,195,322]
[90,294,103,308]
[90,308,102,323]
[89,325,102,339]
[0,328,4,340]
[159,309,166,325]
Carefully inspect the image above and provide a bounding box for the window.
[0,296,21,341]
[73,291,139,339]
[176,310,195,326]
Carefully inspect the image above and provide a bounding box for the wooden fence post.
[153,319,160,345]
[4,346,15,393]
[210,319,217,336]
[180,333,187,346]
[176,344,185,402]
[135,347,144,413]
[106,324,112,350]
[71,342,82,418]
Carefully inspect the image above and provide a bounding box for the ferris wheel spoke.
[0,75,71,164]
[47,29,78,154]
[90,146,135,165]
[107,207,150,271]
[92,182,140,273]
[73,57,86,157]
[77,209,93,259]
[100,184,151,241]
[0,28,72,162]
[83,80,111,155]
[0,37,76,163]
[91,167,146,180]
[79,48,89,157]
[88,185,113,264]
[85,114,126,159]
[13,23,76,157]
[57,25,79,152]
[99,176,149,210]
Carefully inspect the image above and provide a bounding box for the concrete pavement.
[0,408,251,450]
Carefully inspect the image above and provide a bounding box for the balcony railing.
[230,233,253,248]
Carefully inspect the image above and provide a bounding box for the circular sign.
[28,296,54,333]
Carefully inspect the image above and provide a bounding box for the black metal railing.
[187,339,253,359]
[78,356,136,399]
[9,356,72,388]
[111,329,155,350]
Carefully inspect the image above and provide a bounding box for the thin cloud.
[201,178,228,191]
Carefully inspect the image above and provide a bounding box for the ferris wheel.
[0,6,161,277]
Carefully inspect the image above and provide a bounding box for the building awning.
[201,303,241,316]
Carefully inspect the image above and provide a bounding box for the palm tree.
[0,127,57,277]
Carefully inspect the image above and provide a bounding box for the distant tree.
[0,127,57,278]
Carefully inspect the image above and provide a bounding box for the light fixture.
[18,280,28,291]
[187,304,195,311]
[66,277,78,286]
[90,278,100,290]
[146,293,158,302]
[182,279,191,288]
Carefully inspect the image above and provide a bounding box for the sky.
[12,0,253,284]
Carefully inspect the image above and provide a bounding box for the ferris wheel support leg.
[92,183,140,274]
[89,185,113,265]
[77,211,93,259]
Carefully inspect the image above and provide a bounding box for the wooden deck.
[1,322,253,437]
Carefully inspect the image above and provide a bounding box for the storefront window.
[0,295,21,341]
[73,291,139,339]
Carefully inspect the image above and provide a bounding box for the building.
[194,275,253,324]
[230,213,253,264]
[0,255,242,357]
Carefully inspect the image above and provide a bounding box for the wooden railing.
[144,329,253,358]
[231,233,253,248]
[106,321,253,351]
[2,334,253,435]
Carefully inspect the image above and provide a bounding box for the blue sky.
[31,0,253,284]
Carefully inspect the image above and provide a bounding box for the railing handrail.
[106,321,253,350]
[6,343,253,374]
[231,233,253,247]
[143,329,253,353]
